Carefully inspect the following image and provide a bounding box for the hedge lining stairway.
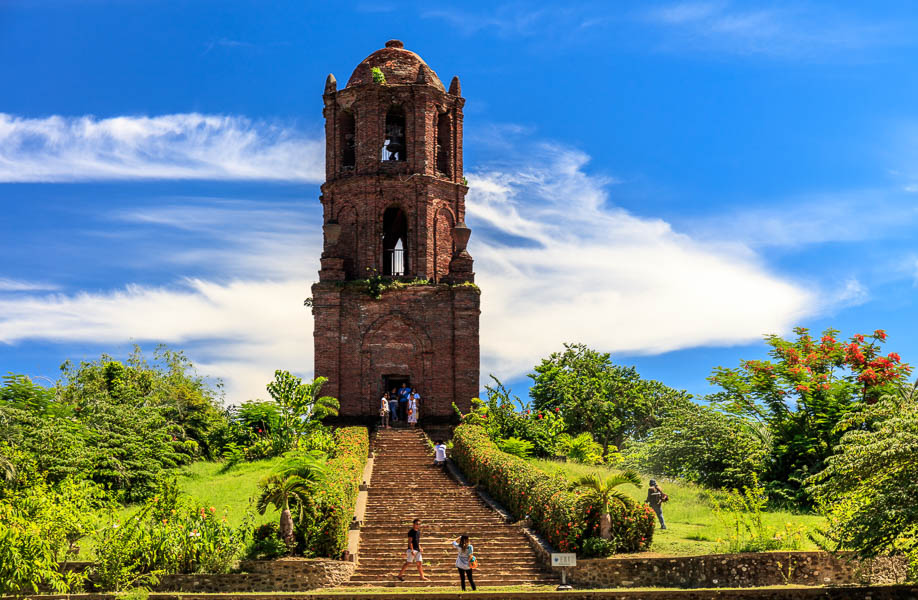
[346,428,556,588]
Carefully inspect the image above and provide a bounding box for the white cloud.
[0,113,324,183]
[0,278,59,292]
[467,146,821,376]
[0,134,840,402]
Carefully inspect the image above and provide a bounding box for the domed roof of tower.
[346,40,446,92]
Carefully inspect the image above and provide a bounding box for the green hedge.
[312,426,368,557]
[451,424,654,554]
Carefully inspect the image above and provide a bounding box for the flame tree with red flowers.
[708,327,911,507]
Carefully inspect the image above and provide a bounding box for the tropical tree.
[530,344,691,451]
[256,468,324,550]
[622,403,767,490]
[266,372,340,446]
[809,379,918,574]
[709,327,910,506]
[574,470,641,541]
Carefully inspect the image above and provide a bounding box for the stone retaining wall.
[567,552,907,589]
[22,585,918,600]
[153,559,354,593]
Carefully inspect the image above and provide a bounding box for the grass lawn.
[76,457,283,559]
[529,459,825,556]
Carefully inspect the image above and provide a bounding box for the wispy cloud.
[466,145,828,376]
[682,190,918,248]
[0,113,324,183]
[0,278,59,292]
[644,2,900,58]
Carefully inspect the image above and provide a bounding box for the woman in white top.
[380,392,390,429]
[407,391,419,428]
[451,535,476,591]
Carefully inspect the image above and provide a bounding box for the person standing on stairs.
[397,518,429,582]
[452,535,477,591]
[407,389,420,428]
[388,388,399,424]
[380,392,390,429]
[398,382,411,422]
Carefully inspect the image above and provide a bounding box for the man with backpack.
[646,479,668,530]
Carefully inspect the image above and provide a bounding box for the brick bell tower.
[311,40,480,424]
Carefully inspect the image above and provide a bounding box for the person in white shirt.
[407,390,420,428]
[434,440,447,469]
[451,535,477,591]
[380,392,390,429]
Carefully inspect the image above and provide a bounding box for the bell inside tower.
[382,106,406,161]
[382,206,408,276]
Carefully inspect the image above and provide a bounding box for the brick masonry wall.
[312,283,479,421]
[567,552,907,589]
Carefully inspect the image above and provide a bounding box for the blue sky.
[2,1,917,403]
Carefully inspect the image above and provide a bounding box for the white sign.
[551,553,576,567]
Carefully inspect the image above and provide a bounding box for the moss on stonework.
[335,277,479,300]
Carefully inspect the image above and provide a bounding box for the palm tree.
[575,470,641,541]
[256,474,316,550]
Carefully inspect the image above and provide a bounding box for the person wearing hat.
[646,479,668,529]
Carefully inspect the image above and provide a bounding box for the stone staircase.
[345,428,556,588]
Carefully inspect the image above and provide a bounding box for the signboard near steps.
[552,553,577,567]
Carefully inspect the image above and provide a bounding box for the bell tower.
[311,40,479,423]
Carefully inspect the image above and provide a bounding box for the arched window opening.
[436,113,450,176]
[340,111,356,169]
[381,106,406,162]
[382,206,408,276]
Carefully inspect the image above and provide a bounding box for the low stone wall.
[22,585,918,600]
[151,559,354,592]
[567,552,907,589]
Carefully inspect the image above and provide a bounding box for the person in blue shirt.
[398,382,411,422]
[388,388,399,423]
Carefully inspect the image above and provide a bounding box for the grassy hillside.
[529,459,824,556]
[176,458,283,529]
[77,457,282,559]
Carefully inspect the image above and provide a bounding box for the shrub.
[248,523,287,560]
[371,66,386,84]
[497,436,533,458]
[580,536,615,558]
[309,426,368,557]
[451,424,653,554]
[92,487,252,590]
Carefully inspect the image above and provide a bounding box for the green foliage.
[0,475,107,594]
[711,476,808,553]
[809,380,918,574]
[451,424,654,553]
[622,403,767,490]
[370,66,386,84]
[0,347,228,503]
[497,436,533,458]
[257,473,320,550]
[309,427,368,557]
[458,376,568,458]
[574,471,641,515]
[530,343,692,451]
[266,371,339,451]
[248,522,288,560]
[709,327,911,506]
[580,536,615,558]
[92,492,252,591]
[560,432,606,465]
[344,272,432,300]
